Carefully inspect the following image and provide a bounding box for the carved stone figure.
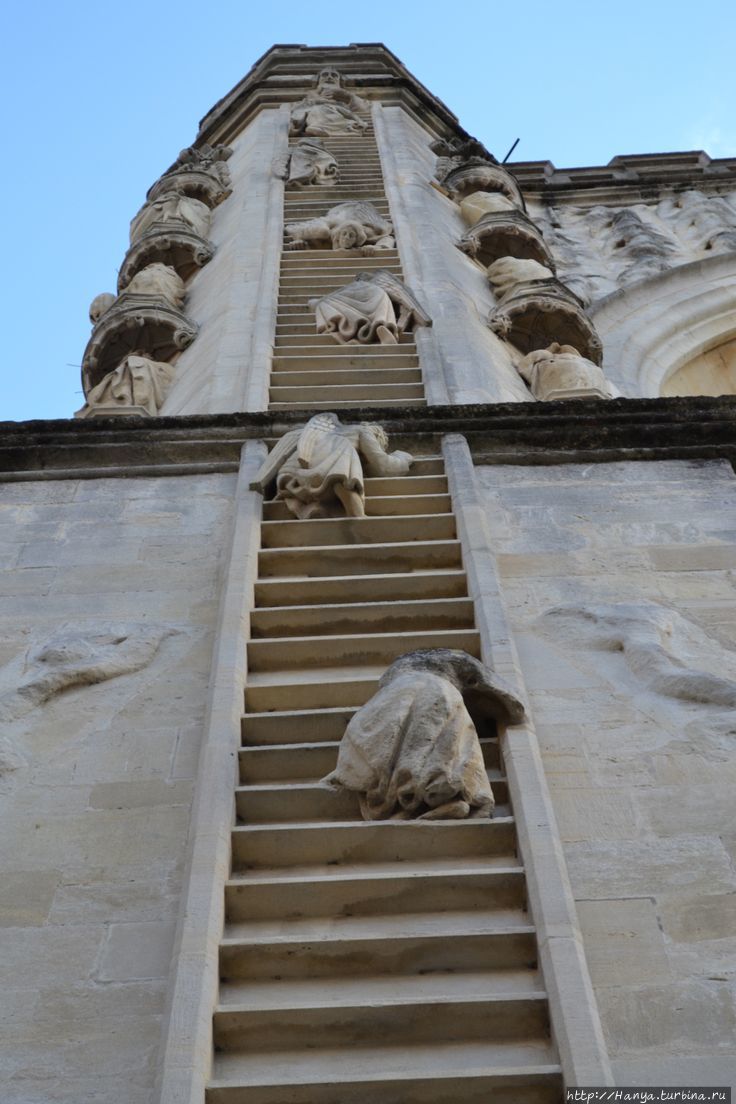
[659,189,736,254]
[309,269,431,346]
[284,201,394,252]
[148,143,233,207]
[124,263,186,309]
[321,649,526,821]
[76,353,176,418]
[430,137,496,185]
[273,139,339,188]
[289,68,369,137]
[130,193,211,244]
[0,622,175,723]
[487,256,555,299]
[459,190,518,226]
[251,412,413,519]
[519,343,612,401]
[89,293,116,324]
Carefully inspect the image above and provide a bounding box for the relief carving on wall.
[250,411,413,519]
[321,648,526,821]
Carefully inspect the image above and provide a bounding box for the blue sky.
[2,0,734,421]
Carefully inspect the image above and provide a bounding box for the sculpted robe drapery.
[310,270,432,346]
[250,412,413,519]
[77,355,175,417]
[321,650,527,821]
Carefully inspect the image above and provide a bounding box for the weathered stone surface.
[577,898,673,987]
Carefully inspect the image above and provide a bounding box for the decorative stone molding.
[120,194,215,288]
[489,276,603,364]
[250,411,413,519]
[273,138,339,188]
[518,342,612,401]
[309,269,431,346]
[147,143,233,208]
[289,68,369,137]
[284,201,394,252]
[443,161,525,207]
[82,264,196,392]
[75,353,176,418]
[459,210,554,269]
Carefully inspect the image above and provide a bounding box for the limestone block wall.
[479,458,736,1087]
[0,472,235,1104]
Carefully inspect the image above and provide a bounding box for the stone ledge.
[1,396,736,481]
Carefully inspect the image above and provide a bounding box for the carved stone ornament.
[273,138,339,188]
[309,269,432,347]
[284,201,394,252]
[82,264,196,393]
[487,263,603,365]
[250,411,413,520]
[75,353,176,418]
[119,193,214,288]
[147,143,233,208]
[289,68,369,137]
[442,161,524,208]
[459,190,518,225]
[321,648,526,821]
[459,210,554,270]
[519,342,612,401]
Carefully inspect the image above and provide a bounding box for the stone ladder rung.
[231,817,515,870]
[269,398,429,410]
[238,737,500,784]
[257,538,463,579]
[249,595,476,638]
[244,670,381,713]
[241,706,359,745]
[213,991,550,1053]
[260,512,456,548]
[268,368,422,390]
[246,626,481,672]
[224,864,525,922]
[253,566,466,607]
[206,1063,562,1104]
[269,382,424,403]
[261,492,449,520]
[234,778,511,824]
[219,925,538,982]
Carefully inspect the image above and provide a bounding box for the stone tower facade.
[2,44,736,1103]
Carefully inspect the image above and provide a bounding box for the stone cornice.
[2,397,736,480]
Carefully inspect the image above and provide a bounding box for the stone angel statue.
[321,648,527,821]
[310,269,432,346]
[272,138,339,188]
[250,412,413,519]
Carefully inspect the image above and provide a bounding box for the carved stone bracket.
[147,145,233,209]
[488,278,603,365]
[118,224,215,289]
[82,294,197,393]
[443,161,525,208]
[458,210,554,269]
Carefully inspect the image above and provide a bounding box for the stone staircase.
[206,455,563,1103]
[271,117,426,410]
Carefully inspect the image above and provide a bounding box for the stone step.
[231,818,515,870]
[253,566,464,607]
[262,492,450,520]
[268,369,421,388]
[219,923,537,982]
[235,778,510,823]
[249,595,475,638]
[269,382,424,403]
[246,626,481,672]
[257,537,463,578]
[271,347,420,365]
[241,706,358,746]
[364,472,447,494]
[245,670,383,713]
[213,991,549,1053]
[280,248,399,263]
[273,330,413,346]
[238,737,500,784]
[225,864,524,921]
[260,513,456,549]
[269,398,429,410]
[207,1061,562,1104]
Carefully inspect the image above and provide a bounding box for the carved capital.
[458,211,553,269]
[488,278,603,364]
